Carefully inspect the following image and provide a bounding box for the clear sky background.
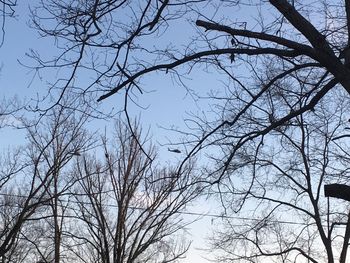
[0,1,260,262]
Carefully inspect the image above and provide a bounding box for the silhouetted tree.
[27,0,350,175]
[0,102,93,262]
[208,90,350,263]
[67,120,200,263]
[26,2,350,262]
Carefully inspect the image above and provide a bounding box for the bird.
[230,53,235,63]
[168,148,181,153]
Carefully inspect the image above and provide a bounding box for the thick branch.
[340,212,350,263]
[149,0,169,31]
[269,0,350,94]
[97,48,305,102]
[269,0,333,55]
[195,19,315,57]
[346,0,350,47]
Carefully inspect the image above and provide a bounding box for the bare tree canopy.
[208,90,350,263]
[0,103,93,262]
[2,1,350,262]
[67,120,200,263]
[26,0,350,174]
[0,105,200,262]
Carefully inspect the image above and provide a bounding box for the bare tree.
[0,102,93,262]
[0,0,17,47]
[27,1,350,163]
[26,1,350,261]
[205,89,350,263]
[67,120,200,263]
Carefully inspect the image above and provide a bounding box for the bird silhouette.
[168,148,181,153]
[230,53,235,63]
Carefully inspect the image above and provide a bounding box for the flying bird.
[168,148,181,153]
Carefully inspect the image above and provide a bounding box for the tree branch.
[97,48,306,102]
[195,19,315,57]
